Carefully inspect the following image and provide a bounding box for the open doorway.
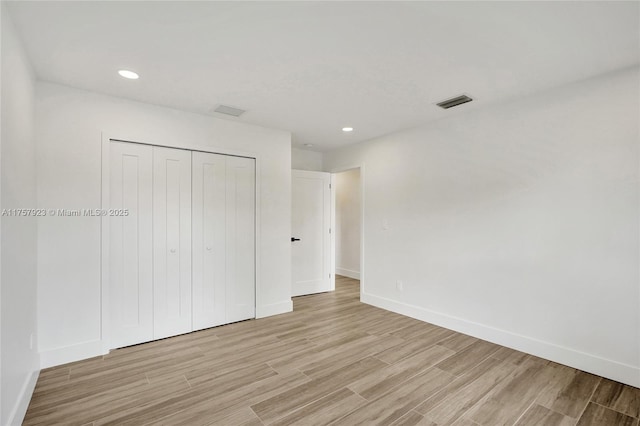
[331,167,363,297]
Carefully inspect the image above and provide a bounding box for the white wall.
[292,148,323,171]
[36,82,292,367]
[0,6,40,425]
[335,169,361,279]
[324,67,640,387]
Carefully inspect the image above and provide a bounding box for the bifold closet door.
[109,141,154,348]
[192,152,255,330]
[109,143,255,348]
[225,156,256,323]
[152,146,192,339]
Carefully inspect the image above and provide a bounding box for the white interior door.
[109,141,153,348]
[292,169,331,296]
[192,152,255,330]
[152,146,192,339]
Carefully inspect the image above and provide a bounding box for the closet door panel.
[153,146,192,339]
[108,142,256,347]
[226,156,256,323]
[109,141,153,348]
[192,152,227,330]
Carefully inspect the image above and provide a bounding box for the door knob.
[291,237,301,242]
[170,248,176,253]
[206,246,213,251]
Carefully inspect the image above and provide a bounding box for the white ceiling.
[6,1,639,151]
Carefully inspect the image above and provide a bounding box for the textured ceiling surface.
[7,1,639,150]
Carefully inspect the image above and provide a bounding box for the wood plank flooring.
[24,276,639,425]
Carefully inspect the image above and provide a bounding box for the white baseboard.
[256,300,293,319]
[362,292,640,388]
[336,267,360,280]
[7,369,39,426]
[40,340,107,369]
[38,303,294,370]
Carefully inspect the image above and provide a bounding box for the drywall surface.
[324,67,640,386]
[1,6,40,425]
[292,148,323,171]
[36,82,292,367]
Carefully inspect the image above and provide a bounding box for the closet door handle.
[291,237,301,242]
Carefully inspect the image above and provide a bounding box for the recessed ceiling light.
[118,70,139,80]
[342,127,354,132]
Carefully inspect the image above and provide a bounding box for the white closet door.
[109,141,153,348]
[192,152,227,330]
[192,152,255,330]
[226,156,256,323]
[153,146,193,339]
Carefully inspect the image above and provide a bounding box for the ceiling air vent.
[213,104,246,117]
[436,94,473,109]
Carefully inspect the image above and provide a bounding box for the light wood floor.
[25,276,639,426]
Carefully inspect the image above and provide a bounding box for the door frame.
[100,133,260,352]
[328,163,365,299]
